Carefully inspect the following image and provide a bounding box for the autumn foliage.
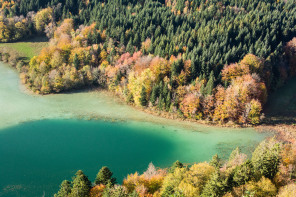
[54,138,296,197]
[6,10,296,126]
[17,17,269,125]
[22,19,101,93]
[123,163,166,197]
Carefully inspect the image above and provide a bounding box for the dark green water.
[0,119,270,197]
[0,119,177,197]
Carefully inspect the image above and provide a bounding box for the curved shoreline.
[1,61,293,143]
[0,62,266,140]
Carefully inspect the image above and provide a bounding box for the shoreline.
[0,48,259,129]
[0,59,252,130]
[0,60,295,142]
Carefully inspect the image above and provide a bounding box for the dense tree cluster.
[21,19,102,93]
[0,6,53,42]
[55,138,296,197]
[1,0,296,125]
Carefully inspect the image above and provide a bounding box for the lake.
[0,63,271,197]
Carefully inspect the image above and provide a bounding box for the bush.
[277,183,296,197]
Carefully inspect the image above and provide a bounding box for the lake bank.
[0,62,273,197]
[0,62,255,131]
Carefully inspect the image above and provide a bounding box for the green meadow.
[0,36,48,60]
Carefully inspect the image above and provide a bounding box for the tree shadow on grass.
[263,78,296,126]
[8,36,49,43]
[17,56,30,62]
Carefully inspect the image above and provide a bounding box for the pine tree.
[54,180,71,197]
[70,170,91,197]
[168,160,183,173]
[95,166,116,186]
[210,154,222,169]
[251,138,280,180]
[171,60,183,77]
[166,92,171,111]
[201,170,226,197]
[140,85,148,107]
[126,38,134,54]
[133,33,139,47]
[150,85,159,105]
[163,83,168,98]
[120,33,125,46]
[158,95,163,110]
[204,71,215,95]
[73,54,79,69]
[232,160,254,187]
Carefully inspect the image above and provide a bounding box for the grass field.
[0,36,48,60]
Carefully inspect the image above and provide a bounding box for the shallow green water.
[0,63,271,197]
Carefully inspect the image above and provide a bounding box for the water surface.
[0,63,271,197]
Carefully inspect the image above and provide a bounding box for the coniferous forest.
[0,0,296,196]
[0,0,296,125]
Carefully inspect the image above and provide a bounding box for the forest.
[53,138,296,197]
[0,0,296,125]
[0,0,296,196]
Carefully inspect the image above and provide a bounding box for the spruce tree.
[158,95,163,110]
[163,83,168,98]
[140,85,148,107]
[73,54,79,69]
[95,166,116,186]
[150,85,159,105]
[126,38,134,54]
[251,138,280,180]
[168,160,184,173]
[165,92,171,111]
[204,71,215,95]
[54,180,71,197]
[201,170,226,197]
[210,154,222,169]
[232,160,254,187]
[70,170,91,197]
[120,33,125,46]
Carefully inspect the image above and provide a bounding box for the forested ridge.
[0,0,296,125]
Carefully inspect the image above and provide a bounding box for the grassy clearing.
[0,36,48,60]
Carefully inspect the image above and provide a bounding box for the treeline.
[54,138,296,197]
[1,0,296,124]
[19,18,296,124]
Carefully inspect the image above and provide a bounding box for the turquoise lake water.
[0,63,271,197]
